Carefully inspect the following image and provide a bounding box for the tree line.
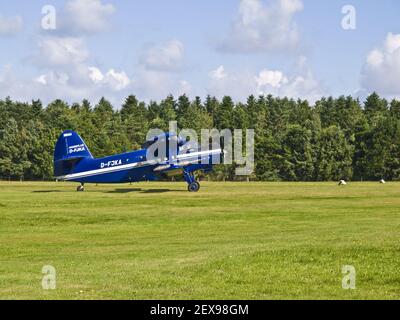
[1,92,400,182]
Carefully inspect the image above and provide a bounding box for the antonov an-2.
[54,130,223,192]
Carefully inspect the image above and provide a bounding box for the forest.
[1,92,400,181]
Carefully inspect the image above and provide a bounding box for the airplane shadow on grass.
[107,188,184,194]
[32,188,184,194]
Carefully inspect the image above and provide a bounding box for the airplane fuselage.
[54,130,221,192]
[57,149,154,184]
[56,148,216,184]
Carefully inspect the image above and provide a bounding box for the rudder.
[54,130,93,178]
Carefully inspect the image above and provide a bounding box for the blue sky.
[0,0,399,107]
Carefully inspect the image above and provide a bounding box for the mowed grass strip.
[0,181,399,300]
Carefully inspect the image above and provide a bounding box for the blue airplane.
[54,130,223,192]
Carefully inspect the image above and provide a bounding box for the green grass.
[0,181,399,300]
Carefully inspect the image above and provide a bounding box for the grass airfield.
[0,181,399,300]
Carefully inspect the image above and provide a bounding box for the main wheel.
[77,185,85,192]
[188,181,200,192]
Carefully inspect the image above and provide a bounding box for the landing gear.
[184,170,200,192]
[188,181,200,192]
[77,183,85,192]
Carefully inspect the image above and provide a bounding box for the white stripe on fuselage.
[56,149,222,181]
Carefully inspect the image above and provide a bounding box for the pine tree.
[204,95,219,127]
[215,96,234,130]
[158,95,177,131]
[364,92,388,124]
[0,118,31,180]
[121,95,148,149]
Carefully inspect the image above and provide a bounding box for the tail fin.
[54,130,93,177]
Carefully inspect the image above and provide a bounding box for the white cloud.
[104,69,130,91]
[34,37,129,92]
[59,0,115,34]
[219,0,303,53]
[129,52,195,101]
[88,66,104,83]
[31,66,131,100]
[35,37,89,67]
[208,63,324,103]
[255,69,288,88]
[35,74,47,85]
[0,15,23,36]
[366,49,383,67]
[140,40,184,72]
[361,33,400,96]
[35,70,70,86]
[130,39,189,99]
[384,33,400,54]
[177,80,192,96]
[26,0,119,103]
[279,70,322,102]
[255,68,322,102]
[2,32,132,106]
[8,34,190,105]
[207,67,258,101]
[0,65,131,107]
[130,68,192,101]
[209,65,227,80]
[88,67,130,91]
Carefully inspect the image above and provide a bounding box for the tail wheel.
[188,181,200,192]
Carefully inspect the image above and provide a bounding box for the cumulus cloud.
[278,70,322,102]
[209,65,227,80]
[0,65,131,106]
[35,37,89,67]
[26,0,127,103]
[88,67,130,91]
[140,40,184,72]
[55,0,115,35]
[88,66,104,83]
[207,67,259,101]
[1,31,132,106]
[129,39,192,100]
[255,69,288,88]
[1,36,191,105]
[0,66,73,103]
[34,71,70,87]
[31,64,131,102]
[4,34,192,105]
[35,74,48,85]
[0,15,23,36]
[130,68,192,101]
[31,35,129,90]
[255,60,323,102]
[361,33,400,96]
[218,0,303,53]
[23,0,119,103]
[208,62,324,103]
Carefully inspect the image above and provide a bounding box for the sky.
[0,0,399,107]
